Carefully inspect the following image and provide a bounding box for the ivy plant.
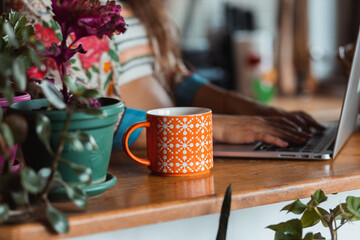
[268,189,360,240]
[0,11,95,234]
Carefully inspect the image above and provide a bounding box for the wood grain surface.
[2,96,359,240]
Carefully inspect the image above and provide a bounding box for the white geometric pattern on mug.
[157,155,174,173]
[157,117,174,136]
[157,136,175,155]
[175,136,195,154]
[195,134,211,153]
[195,153,210,172]
[207,151,214,168]
[195,115,210,134]
[175,117,194,136]
[175,156,195,173]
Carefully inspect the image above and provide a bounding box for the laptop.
[213,29,360,160]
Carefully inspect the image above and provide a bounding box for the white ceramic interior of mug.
[147,107,211,117]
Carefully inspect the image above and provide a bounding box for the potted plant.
[9,0,126,185]
[0,0,126,234]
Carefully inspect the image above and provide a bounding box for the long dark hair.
[123,0,181,73]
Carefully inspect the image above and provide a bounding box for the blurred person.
[6,0,324,150]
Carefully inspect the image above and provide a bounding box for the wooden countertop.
[3,95,360,240]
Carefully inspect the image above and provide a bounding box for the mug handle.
[122,121,151,166]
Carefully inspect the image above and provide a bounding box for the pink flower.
[75,36,109,70]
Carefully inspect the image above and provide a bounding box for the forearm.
[192,83,271,115]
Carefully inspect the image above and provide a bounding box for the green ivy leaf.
[3,21,19,48]
[64,130,98,152]
[59,158,92,185]
[81,89,100,99]
[216,185,232,240]
[46,204,69,234]
[14,15,27,34]
[267,219,302,240]
[311,190,327,205]
[35,114,54,155]
[346,196,360,219]
[8,11,19,25]
[20,167,47,194]
[0,204,10,223]
[281,199,307,215]
[301,208,329,228]
[40,80,66,110]
[11,191,29,205]
[303,232,325,240]
[64,183,87,208]
[12,56,26,91]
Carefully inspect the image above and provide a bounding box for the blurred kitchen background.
[167,0,360,103]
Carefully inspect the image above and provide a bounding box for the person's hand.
[222,91,325,133]
[262,107,326,133]
[213,114,313,147]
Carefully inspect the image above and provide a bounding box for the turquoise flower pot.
[9,98,124,184]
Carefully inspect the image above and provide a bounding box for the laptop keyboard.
[255,125,337,153]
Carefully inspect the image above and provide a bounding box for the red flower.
[34,24,60,48]
[26,66,47,80]
[26,59,58,80]
[76,36,109,69]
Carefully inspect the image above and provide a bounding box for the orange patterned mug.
[122,107,213,176]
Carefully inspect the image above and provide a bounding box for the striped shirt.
[113,5,155,85]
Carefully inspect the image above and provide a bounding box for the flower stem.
[41,109,73,199]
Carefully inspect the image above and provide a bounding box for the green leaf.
[313,233,326,240]
[35,114,54,155]
[216,185,232,240]
[40,80,66,109]
[346,196,360,219]
[8,11,19,25]
[81,89,100,99]
[72,66,80,71]
[64,183,87,208]
[311,190,327,205]
[46,204,69,234]
[303,232,325,240]
[0,204,10,223]
[69,59,76,64]
[108,49,119,62]
[14,15,27,34]
[64,130,98,152]
[301,208,329,228]
[0,123,14,147]
[12,57,26,91]
[11,191,29,205]
[267,219,302,240]
[281,199,307,215]
[59,158,92,185]
[3,21,19,48]
[20,167,47,194]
